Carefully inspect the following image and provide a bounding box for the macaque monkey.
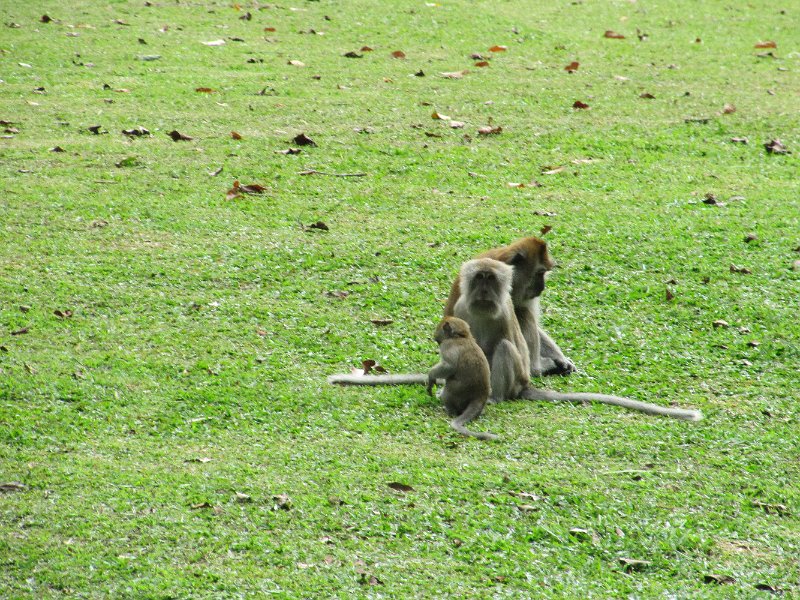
[445,236,575,377]
[451,258,531,402]
[329,239,703,421]
[452,258,702,420]
[427,316,497,440]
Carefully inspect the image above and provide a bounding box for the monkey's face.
[468,269,504,309]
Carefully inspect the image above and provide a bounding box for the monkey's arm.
[427,360,456,395]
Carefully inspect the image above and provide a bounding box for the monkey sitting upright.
[428,316,498,441]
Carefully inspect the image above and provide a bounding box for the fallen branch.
[299,169,367,177]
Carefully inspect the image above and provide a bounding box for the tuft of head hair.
[488,236,554,271]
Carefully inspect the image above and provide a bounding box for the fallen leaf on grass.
[387,482,414,493]
[234,492,252,503]
[722,103,736,114]
[343,51,363,58]
[325,290,350,299]
[185,457,212,463]
[293,133,317,146]
[764,139,789,155]
[730,264,752,274]
[11,327,29,336]
[191,502,213,509]
[50,146,66,152]
[712,319,730,329]
[449,120,465,128]
[572,100,590,109]
[755,584,783,594]
[639,92,655,99]
[230,131,242,140]
[477,125,502,135]
[754,40,777,49]
[288,60,305,67]
[619,558,651,572]
[540,225,552,236]
[604,30,626,39]
[370,319,393,326]
[0,482,27,493]
[167,130,192,141]
[665,287,675,301]
[306,221,329,231]
[564,61,579,72]
[541,166,566,175]
[88,125,107,135]
[390,50,406,59]
[474,61,490,67]
[209,166,223,176]
[751,500,789,516]
[195,87,216,93]
[273,494,292,510]
[361,46,374,52]
[226,180,267,200]
[440,70,468,79]
[730,137,748,144]
[431,111,451,120]
[275,148,301,155]
[488,45,507,52]
[202,39,226,46]
[122,126,151,137]
[704,574,736,585]
[702,192,720,205]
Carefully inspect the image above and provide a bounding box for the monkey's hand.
[539,357,577,376]
[426,376,436,396]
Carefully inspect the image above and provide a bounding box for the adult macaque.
[445,236,575,377]
[450,258,531,402]
[427,316,497,440]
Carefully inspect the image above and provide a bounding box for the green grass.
[1,0,798,597]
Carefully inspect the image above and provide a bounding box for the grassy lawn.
[1,0,798,596]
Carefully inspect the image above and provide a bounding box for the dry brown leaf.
[449,120,465,129]
[619,558,651,572]
[754,40,776,49]
[572,100,590,109]
[540,225,552,236]
[390,50,406,59]
[54,309,73,319]
[272,494,292,510]
[722,103,736,114]
[764,139,789,155]
[387,482,414,493]
[11,327,29,336]
[230,131,242,140]
[488,45,507,52]
[0,482,27,493]
[730,137,748,144]
[712,319,730,329]
[703,574,736,585]
[477,125,502,135]
[195,87,216,93]
[202,39,226,46]
[639,92,655,99]
[264,27,276,32]
[474,61,490,67]
[431,111,451,120]
[307,221,329,231]
[275,148,301,155]
[730,264,752,274]
[541,166,566,175]
[361,46,373,52]
[564,61,579,72]
[343,51,363,58]
[293,133,317,146]
[167,130,192,141]
[370,319,393,326]
[288,60,305,67]
[440,70,468,79]
[604,30,626,39]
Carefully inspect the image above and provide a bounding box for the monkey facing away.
[452,257,702,420]
[445,236,575,377]
[428,316,497,440]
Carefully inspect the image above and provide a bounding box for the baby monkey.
[428,316,498,441]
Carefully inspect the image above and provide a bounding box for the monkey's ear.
[443,321,453,335]
[510,251,527,266]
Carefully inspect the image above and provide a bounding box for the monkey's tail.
[451,400,499,441]
[327,373,428,386]
[520,388,703,421]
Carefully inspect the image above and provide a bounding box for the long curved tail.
[520,388,702,421]
[327,373,428,386]
[451,400,499,440]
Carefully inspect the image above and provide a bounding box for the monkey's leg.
[489,339,528,402]
[537,327,576,376]
[450,398,498,441]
